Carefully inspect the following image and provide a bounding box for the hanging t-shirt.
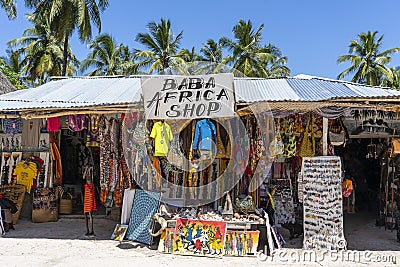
[46,117,61,132]
[150,121,173,156]
[192,119,216,152]
[13,161,38,193]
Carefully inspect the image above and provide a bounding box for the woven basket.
[59,193,73,214]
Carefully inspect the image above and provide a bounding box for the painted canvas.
[173,218,227,257]
[125,190,161,245]
[224,230,260,256]
[157,228,176,253]
[111,224,128,241]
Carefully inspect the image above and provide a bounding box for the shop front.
[0,74,399,254]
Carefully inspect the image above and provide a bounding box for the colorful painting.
[173,218,227,257]
[111,224,128,241]
[224,230,260,256]
[157,228,176,253]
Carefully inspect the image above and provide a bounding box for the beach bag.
[59,192,73,215]
[329,119,346,146]
[342,179,353,197]
[235,195,255,213]
[269,131,284,159]
[298,115,315,158]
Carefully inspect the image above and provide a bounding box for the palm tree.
[337,31,400,86]
[197,39,230,74]
[8,13,78,85]
[134,18,185,74]
[25,0,109,76]
[381,67,400,89]
[200,39,223,63]
[1,0,17,19]
[0,49,26,88]
[264,44,291,78]
[220,19,287,78]
[80,33,137,76]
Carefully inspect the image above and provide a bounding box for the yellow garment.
[13,161,37,193]
[150,121,173,156]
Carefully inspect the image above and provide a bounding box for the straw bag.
[32,188,58,223]
[59,192,73,215]
[329,118,346,146]
[299,115,315,158]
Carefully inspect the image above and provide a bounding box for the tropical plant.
[220,19,289,78]
[80,33,137,76]
[200,39,223,63]
[8,13,78,85]
[0,58,25,89]
[134,18,185,74]
[25,0,109,76]
[0,49,26,88]
[197,39,231,74]
[337,31,400,86]
[381,67,400,89]
[1,0,17,19]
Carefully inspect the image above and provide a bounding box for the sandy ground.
[1,213,400,267]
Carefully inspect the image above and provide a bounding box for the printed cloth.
[68,114,86,132]
[83,184,97,213]
[3,118,23,135]
[126,190,161,245]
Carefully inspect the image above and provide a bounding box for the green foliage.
[134,18,185,74]
[0,58,25,89]
[1,0,17,19]
[80,33,137,76]
[220,19,290,78]
[8,13,79,85]
[337,31,400,86]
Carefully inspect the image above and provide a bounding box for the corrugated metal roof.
[0,75,399,113]
[235,78,299,102]
[0,77,142,104]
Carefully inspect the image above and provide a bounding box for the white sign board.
[141,74,235,119]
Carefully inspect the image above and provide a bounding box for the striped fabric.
[83,184,97,213]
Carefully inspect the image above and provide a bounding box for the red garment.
[47,117,61,132]
[84,184,97,213]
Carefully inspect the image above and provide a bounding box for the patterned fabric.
[86,115,101,147]
[83,184,97,213]
[3,118,22,135]
[99,118,111,189]
[68,114,86,132]
[126,190,161,245]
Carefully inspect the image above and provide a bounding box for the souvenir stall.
[0,74,400,250]
[0,116,56,224]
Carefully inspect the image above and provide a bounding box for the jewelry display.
[301,156,346,250]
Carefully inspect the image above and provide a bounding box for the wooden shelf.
[349,134,399,139]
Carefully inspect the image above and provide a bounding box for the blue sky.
[1,0,400,79]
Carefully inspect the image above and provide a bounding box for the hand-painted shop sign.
[141,73,235,119]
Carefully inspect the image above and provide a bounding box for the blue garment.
[192,119,216,152]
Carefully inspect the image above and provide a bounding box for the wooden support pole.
[323,117,328,156]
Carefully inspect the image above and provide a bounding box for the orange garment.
[84,184,97,213]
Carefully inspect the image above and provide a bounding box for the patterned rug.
[125,190,161,245]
